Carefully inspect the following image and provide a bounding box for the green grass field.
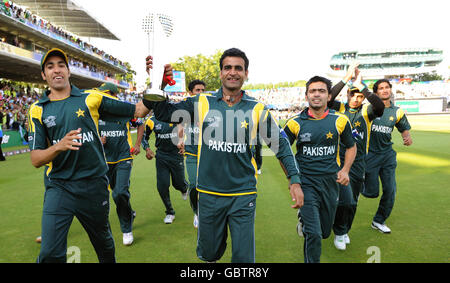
[0,115,449,263]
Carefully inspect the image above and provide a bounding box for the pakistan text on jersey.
[187,126,200,134]
[303,145,336,156]
[208,140,247,153]
[371,124,393,134]
[100,130,126,138]
[53,131,95,144]
[157,132,178,139]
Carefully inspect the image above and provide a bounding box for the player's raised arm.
[352,72,385,118]
[328,60,360,108]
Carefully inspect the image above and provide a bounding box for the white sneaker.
[334,235,346,250]
[123,232,133,246]
[371,221,391,233]
[181,191,188,200]
[193,214,199,229]
[344,234,350,244]
[296,217,304,237]
[257,169,262,175]
[164,214,175,224]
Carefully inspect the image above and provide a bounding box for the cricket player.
[140,48,303,263]
[93,82,144,246]
[283,75,356,263]
[28,48,150,263]
[184,80,207,228]
[362,79,412,233]
[327,70,385,250]
[142,116,188,224]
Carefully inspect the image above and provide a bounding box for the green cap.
[40,48,69,71]
[98,82,119,95]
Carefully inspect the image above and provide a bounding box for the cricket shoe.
[371,221,391,233]
[193,214,199,229]
[296,217,304,237]
[123,232,134,246]
[334,235,346,250]
[164,214,175,224]
[344,234,350,244]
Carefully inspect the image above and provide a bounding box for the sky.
[73,0,450,88]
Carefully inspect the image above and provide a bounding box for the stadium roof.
[11,0,120,40]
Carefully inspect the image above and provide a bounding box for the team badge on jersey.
[76,108,85,117]
[326,131,333,139]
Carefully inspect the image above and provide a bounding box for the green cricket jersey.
[98,117,142,164]
[147,88,300,196]
[142,116,181,157]
[330,98,379,176]
[368,104,411,153]
[283,108,355,175]
[184,121,200,157]
[28,85,136,180]
[181,94,214,157]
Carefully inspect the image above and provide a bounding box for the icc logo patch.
[300,133,311,142]
[43,116,56,128]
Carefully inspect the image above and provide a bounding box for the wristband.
[289,174,301,185]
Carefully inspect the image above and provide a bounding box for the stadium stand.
[0,0,129,89]
[0,0,133,152]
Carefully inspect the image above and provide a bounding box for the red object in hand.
[130,147,135,153]
[163,75,176,86]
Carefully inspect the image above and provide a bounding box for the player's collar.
[216,87,246,101]
[306,107,330,119]
[38,84,81,104]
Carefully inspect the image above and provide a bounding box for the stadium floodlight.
[142,13,175,101]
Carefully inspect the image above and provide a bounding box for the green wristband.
[289,174,301,185]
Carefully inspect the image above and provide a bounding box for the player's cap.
[98,82,119,95]
[41,48,69,71]
[348,82,368,95]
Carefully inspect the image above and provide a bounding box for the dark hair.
[305,76,332,94]
[373,79,392,93]
[219,48,249,71]
[188,80,206,92]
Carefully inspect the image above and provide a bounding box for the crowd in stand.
[393,81,450,99]
[0,0,126,70]
[0,81,39,131]
[1,78,449,139]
